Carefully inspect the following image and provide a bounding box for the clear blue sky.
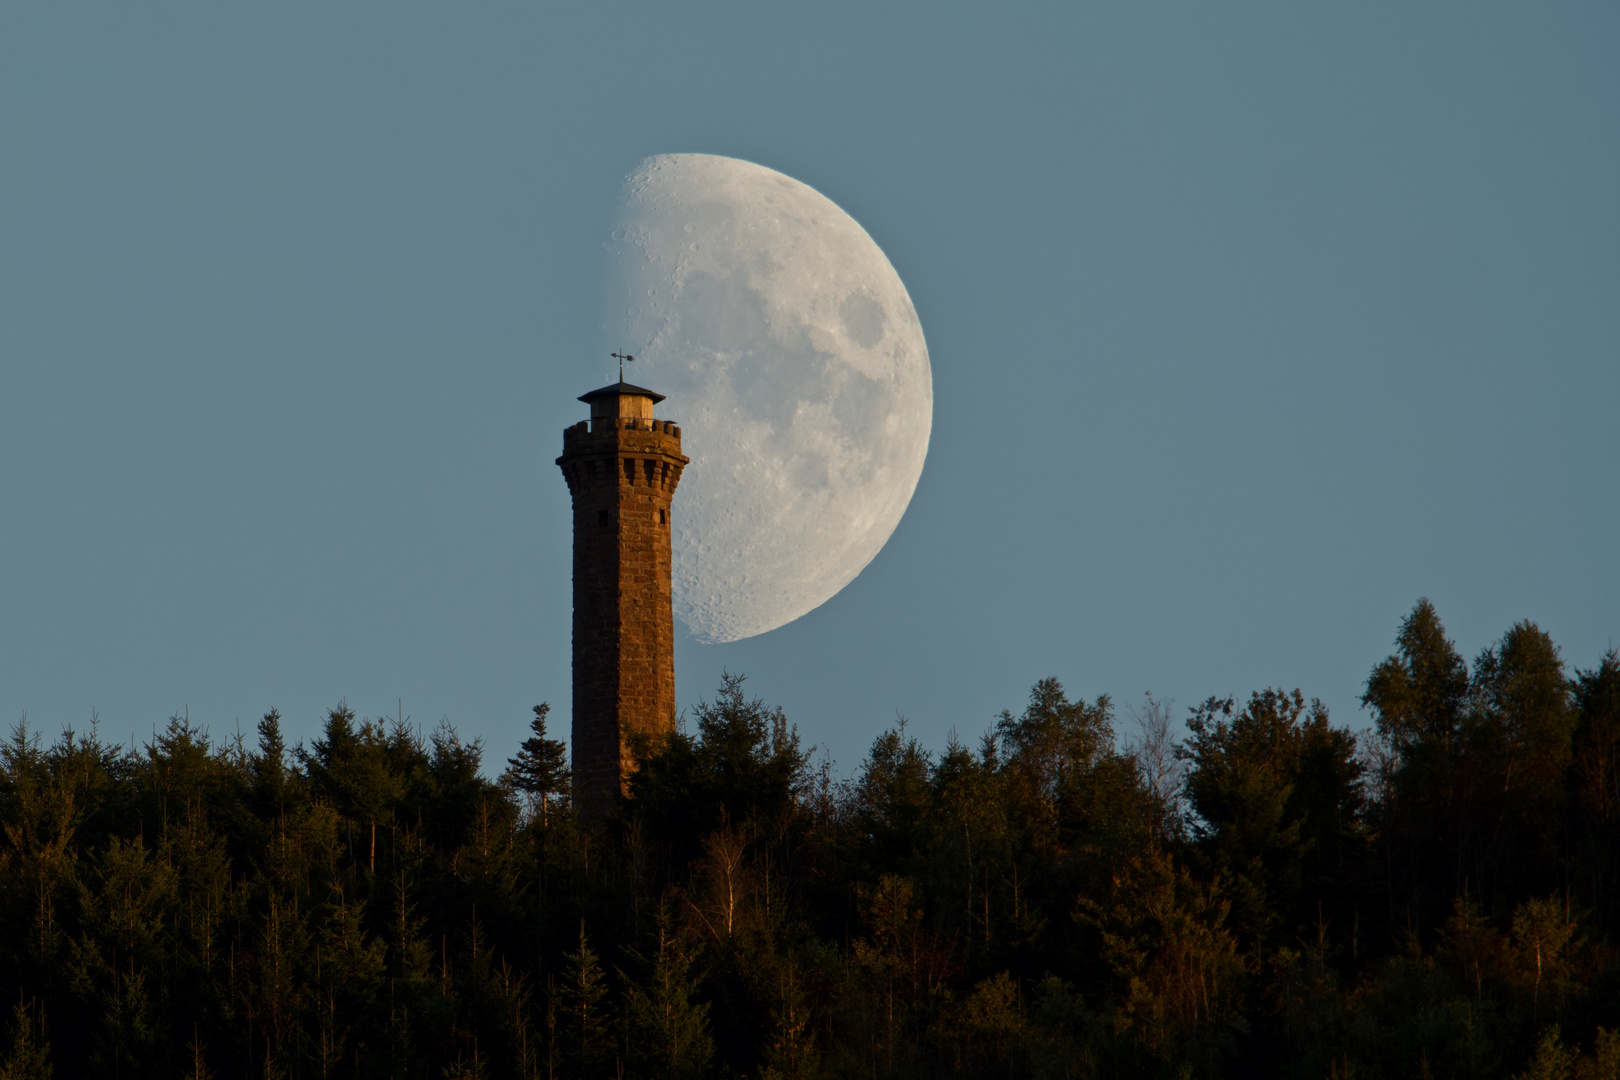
[2,4,1615,774]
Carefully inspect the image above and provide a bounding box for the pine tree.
[1363,598,1473,931]
[1471,621,1576,902]
[623,918,713,1080]
[251,709,293,817]
[1571,650,1620,930]
[0,996,52,1080]
[302,703,400,874]
[1439,894,1503,1001]
[1515,1027,1577,1080]
[628,674,809,859]
[759,959,814,1080]
[1182,688,1367,949]
[560,922,610,1077]
[506,704,570,826]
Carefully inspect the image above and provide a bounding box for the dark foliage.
[0,606,1616,1077]
[504,704,571,827]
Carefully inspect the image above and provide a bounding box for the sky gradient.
[2,3,1616,774]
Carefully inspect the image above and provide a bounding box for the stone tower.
[556,380,689,816]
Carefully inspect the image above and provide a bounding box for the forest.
[0,598,1617,1079]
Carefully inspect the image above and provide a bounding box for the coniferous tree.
[623,917,713,1080]
[851,722,933,875]
[0,997,52,1080]
[560,922,610,1077]
[758,957,816,1080]
[628,673,809,866]
[1363,598,1474,934]
[251,709,293,815]
[1572,650,1620,931]
[302,704,401,875]
[1076,845,1243,1075]
[1183,688,1368,951]
[1470,621,1576,906]
[0,615,1615,1077]
[506,704,570,826]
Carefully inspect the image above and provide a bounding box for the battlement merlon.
[559,417,686,454]
[555,435,688,496]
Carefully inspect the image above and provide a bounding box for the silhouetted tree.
[0,617,1610,1078]
[1363,598,1474,935]
[1572,650,1620,931]
[1469,621,1575,907]
[505,703,570,826]
[628,672,809,867]
[1183,688,1368,952]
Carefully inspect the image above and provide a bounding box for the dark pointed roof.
[578,380,666,405]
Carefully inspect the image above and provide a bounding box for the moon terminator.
[602,154,933,644]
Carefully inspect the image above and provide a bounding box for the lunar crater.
[602,153,932,643]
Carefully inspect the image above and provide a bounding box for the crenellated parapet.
[557,419,687,497]
[563,416,683,440]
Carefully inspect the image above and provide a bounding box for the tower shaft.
[557,388,687,817]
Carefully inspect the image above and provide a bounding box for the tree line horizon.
[0,597,1616,1078]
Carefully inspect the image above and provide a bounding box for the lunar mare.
[602,154,932,643]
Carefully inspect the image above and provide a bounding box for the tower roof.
[578,380,666,405]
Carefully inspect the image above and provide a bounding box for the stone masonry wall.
[556,417,687,817]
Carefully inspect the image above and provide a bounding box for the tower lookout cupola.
[580,380,663,421]
[556,379,689,817]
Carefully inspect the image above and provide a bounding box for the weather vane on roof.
[611,351,635,381]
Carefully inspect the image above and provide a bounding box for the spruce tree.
[0,997,52,1080]
[623,918,713,1080]
[1363,598,1473,932]
[249,708,295,825]
[560,922,609,1077]
[1573,650,1620,930]
[506,704,570,826]
[1472,622,1576,903]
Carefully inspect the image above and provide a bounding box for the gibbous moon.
[602,154,932,643]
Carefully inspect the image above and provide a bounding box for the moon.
[601,154,932,644]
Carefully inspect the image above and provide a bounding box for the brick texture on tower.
[556,381,688,817]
